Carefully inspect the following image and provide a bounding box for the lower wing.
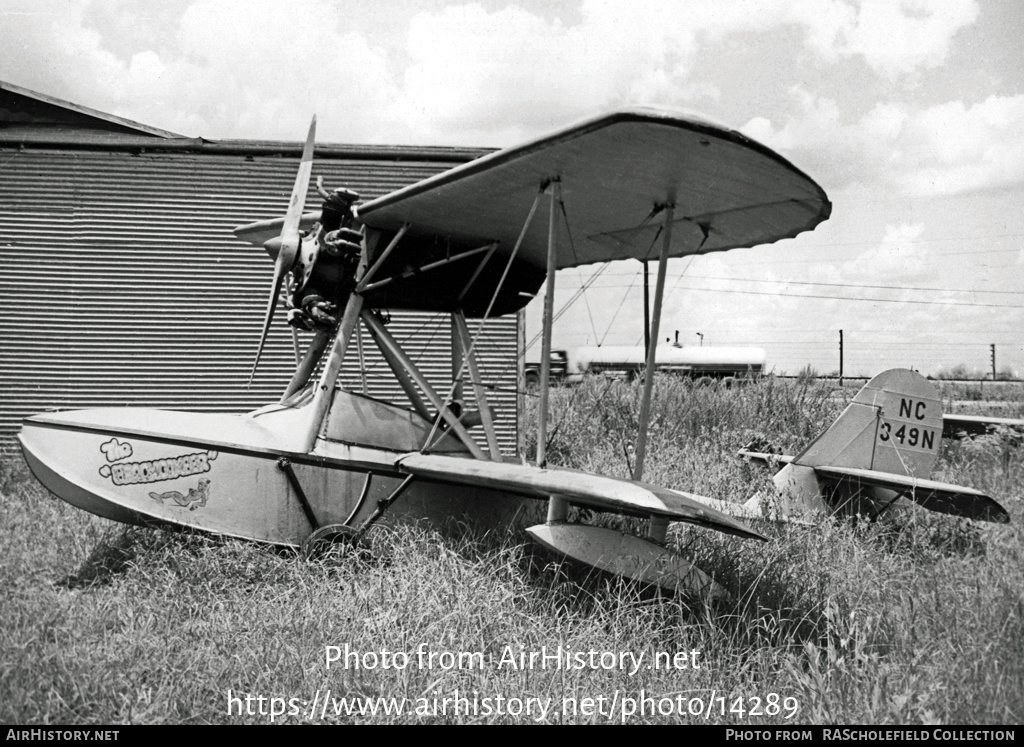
[396,452,765,541]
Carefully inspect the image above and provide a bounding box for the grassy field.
[2,375,1022,724]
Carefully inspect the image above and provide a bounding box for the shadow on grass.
[57,528,141,589]
[54,521,245,590]
[867,511,988,563]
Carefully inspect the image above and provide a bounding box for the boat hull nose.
[16,410,310,545]
[20,417,150,526]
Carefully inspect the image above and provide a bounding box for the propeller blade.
[249,250,291,386]
[282,116,317,244]
[248,116,317,386]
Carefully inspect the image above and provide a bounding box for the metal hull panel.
[22,419,330,545]
[19,406,527,547]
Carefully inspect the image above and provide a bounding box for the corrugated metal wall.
[0,145,522,456]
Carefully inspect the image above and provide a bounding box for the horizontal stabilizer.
[397,453,765,540]
[527,523,730,600]
[943,414,1024,440]
[815,465,1010,523]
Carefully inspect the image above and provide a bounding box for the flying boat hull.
[20,404,527,547]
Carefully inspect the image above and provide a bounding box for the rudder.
[793,369,942,480]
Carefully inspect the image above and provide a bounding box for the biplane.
[731,369,1010,525]
[19,108,833,600]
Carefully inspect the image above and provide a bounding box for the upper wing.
[815,464,1010,523]
[357,108,831,271]
[232,109,830,317]
[397,452,765,541]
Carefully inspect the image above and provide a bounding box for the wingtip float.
[21,107,844,599]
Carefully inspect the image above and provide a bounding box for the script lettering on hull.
[97,437,218,486]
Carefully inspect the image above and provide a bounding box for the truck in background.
[525,345,766,387]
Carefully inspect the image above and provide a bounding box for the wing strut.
[302,292,365,451]
[635,205,674,543]
[360,310,489,460]
[355,317,368,395]
[418,191,543,459]
[364,312,433,421]
[355,224,410,292]
[453,310,503,460]
[457,243,500,301]
[536,180,560,467]
[633,205,674,482]
[536,180,570,526]
[280,327,332,402]
[358,243,496,293]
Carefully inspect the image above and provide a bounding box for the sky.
[2,0,1023,377]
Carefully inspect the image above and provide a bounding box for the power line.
[562,272,1024,296]
[737,231,1024,249]
[560,283,1024,309]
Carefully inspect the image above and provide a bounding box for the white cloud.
[163,0,401,141]
[393,1,724,144]
[0,1,123,107]
[744,89,1024,198]
[833,0,979,80]
[396,4,583,143]
[0,0,400,141]
[899,95,1024,196]
[388,0,980,146]
[850,222,929,280]
[0,0,985,146]
[0,0,1008,204]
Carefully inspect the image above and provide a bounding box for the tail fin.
[794,369,942,479]
[744,370,944,522]
[742,370,1008,523]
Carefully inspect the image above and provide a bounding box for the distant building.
[0,81,521,455]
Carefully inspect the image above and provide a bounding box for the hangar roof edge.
[1,79,186,139]
[0,80,494,162]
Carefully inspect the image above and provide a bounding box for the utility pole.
[991,343,997,380]
[839,329,844,386]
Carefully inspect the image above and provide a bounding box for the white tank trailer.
[526,345,767,387]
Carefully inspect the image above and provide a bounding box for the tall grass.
[2,376,1021,724]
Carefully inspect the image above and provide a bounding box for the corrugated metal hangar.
[0,81,523,456]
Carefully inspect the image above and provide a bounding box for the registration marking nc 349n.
[877,397,938,453]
